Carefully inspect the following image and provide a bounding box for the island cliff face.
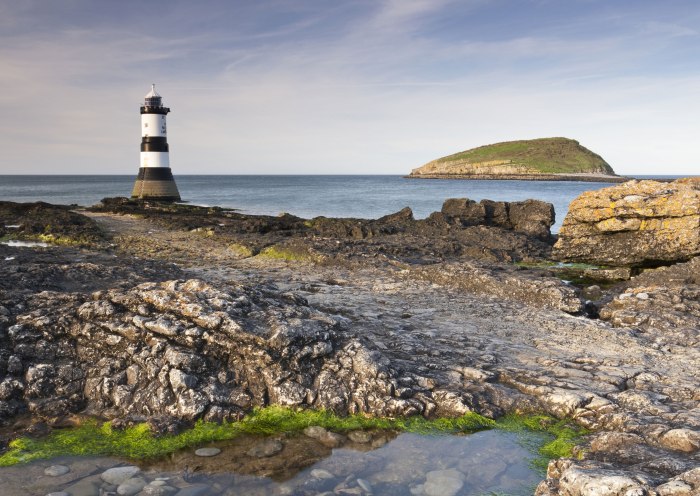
[409,137,621,181]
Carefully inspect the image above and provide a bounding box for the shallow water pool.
[0,429,545,496]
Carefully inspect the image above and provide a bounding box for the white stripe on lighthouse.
[140,151,171,168]
[141,114,167,137]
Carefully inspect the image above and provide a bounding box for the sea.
[0,174,690,232]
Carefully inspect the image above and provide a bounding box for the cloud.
[0,0,698,175]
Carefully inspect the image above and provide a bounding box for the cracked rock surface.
[1,200,699,495]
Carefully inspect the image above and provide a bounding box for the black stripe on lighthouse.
[141,137,169,152]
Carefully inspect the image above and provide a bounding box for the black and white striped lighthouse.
[131,84,181,201]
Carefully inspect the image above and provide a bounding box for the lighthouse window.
[144,123,149,127]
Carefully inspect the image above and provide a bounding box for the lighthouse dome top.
[143,84,163,107]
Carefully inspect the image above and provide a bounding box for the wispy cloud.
[0,0,698,174]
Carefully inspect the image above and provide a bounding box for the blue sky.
[1,0,698,175]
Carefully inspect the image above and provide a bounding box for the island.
[408,137,627,182]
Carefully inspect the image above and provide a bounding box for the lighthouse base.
[131,167,181,201]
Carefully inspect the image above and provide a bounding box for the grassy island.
[409,137,619,180]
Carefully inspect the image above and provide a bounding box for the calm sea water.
[0,174,689,232]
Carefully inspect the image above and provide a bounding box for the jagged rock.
[440,198,555,240]
[0,279,429,425]
[554,178,700,266]
[599,258,700,341]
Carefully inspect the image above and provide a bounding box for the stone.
[117,476,147,496]
[100,466,141,485]
[659,428,700,453]
[441,199,486,226]
[555,466,646,496]
[507,199,556,240]
[246,438,283,457]
[141,485,178,496]
[303,426,328,439]
[656,480,693,496]
[61,474,103,496]
[423,469,464,496]
[554,179,700,266]
[348,430,373,443]
[194,447,221,457]
[46,493,70,496]
[310,469,335,479]
[44,464,70,476]
[356,478,373,493]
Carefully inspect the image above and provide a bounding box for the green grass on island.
[0,407,587,471]
[415,137,615,175]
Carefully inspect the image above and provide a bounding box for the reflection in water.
[0,429,544,496]
[1,240,50,247]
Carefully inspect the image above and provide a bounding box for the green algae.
[258,245,318,262]
[494,414,588,472]
[0,407,586,468]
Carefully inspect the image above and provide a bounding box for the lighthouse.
[131,84,181,201]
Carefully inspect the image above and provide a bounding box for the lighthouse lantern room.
[131,84,181,201]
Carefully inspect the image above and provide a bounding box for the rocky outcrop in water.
[439,198,555,240]
[553,178,700,266]
[92,197,556,265]
[0,201,105,246]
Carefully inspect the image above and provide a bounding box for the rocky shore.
[1,180,699,496]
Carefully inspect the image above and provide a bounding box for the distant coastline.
[404,172,630,183]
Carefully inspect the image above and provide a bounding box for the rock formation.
[0,279,434,427]
[409,137,620,181]
[553,178,700,266]
[438,198,555,240]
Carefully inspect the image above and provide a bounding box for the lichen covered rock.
[553,179,700,266]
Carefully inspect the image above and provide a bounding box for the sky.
[0,0,699,175]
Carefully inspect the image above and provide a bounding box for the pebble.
[194,447,221,457]
[44,464,70,476]
[46,493,70,496]
[117,476,147,496]
[357,478,373,493]
[310,469,335,479]
[246,438,283,458]
[303,426,328,439]
[423,469,465,496]
[636,292,650,300]
[142,484,178,496]
[348,430,373,443]
[101,466,141,485]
